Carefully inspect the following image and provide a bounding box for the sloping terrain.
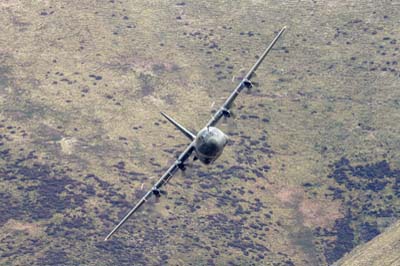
[336,219,400,266]
[0,1,399,265]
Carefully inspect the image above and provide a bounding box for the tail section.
[160,112,196,141]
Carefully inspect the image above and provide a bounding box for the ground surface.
[335,219,400,266]
[0,1,399,265]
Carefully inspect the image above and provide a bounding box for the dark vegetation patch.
[28,173,87,220]
[0,153,93,222]
[89,74,102,80]
[204,214,247,252]
[0,145,150,264]
[315,157,400,264]
[137,73,156,96]
[0,145,132,223]
[94,240,148,265]
[84,173,132,220]
[340,19,400,77]
[111,160,144,182]
[36,250,71,266]
[0,192,25,226]
[235,132,274,165]
[327,158,398,192]
[182,27,250,81]
[316,212,354,264]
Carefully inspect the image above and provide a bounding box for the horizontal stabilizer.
[161,112,196,141]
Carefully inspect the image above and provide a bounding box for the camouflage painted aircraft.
[105,26,286,240]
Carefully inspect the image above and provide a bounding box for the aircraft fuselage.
[104,26,287,241]
[194,127,228,164]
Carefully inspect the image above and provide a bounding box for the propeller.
[180,161,195,179]
[242,79,260,94]
[219,107,237,133]
[210,102,217,117]
[222,108,236,124]
[210,102,236,123]
[152,188,168,203]
[233,70,259,93]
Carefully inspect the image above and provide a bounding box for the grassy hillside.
[0,1,399,265]
[335,220,400,266]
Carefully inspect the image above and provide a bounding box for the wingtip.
[160,111,169,120]
[104,233,112,241]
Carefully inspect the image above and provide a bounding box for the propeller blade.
[155,196,161,203]
[222,110,235,121]
[153,188,167,204]
[181,161,195,178]
[222,115,228,124]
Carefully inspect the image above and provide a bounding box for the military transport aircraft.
[105,26,286,240]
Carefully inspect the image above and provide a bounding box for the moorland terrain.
[1,1,399,265]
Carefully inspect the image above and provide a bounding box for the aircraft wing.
[104,142,195,240]
[206,26,286,127]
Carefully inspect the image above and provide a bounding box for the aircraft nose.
[208,138,219,151]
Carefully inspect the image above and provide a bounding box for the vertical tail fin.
[160,112,196,141]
